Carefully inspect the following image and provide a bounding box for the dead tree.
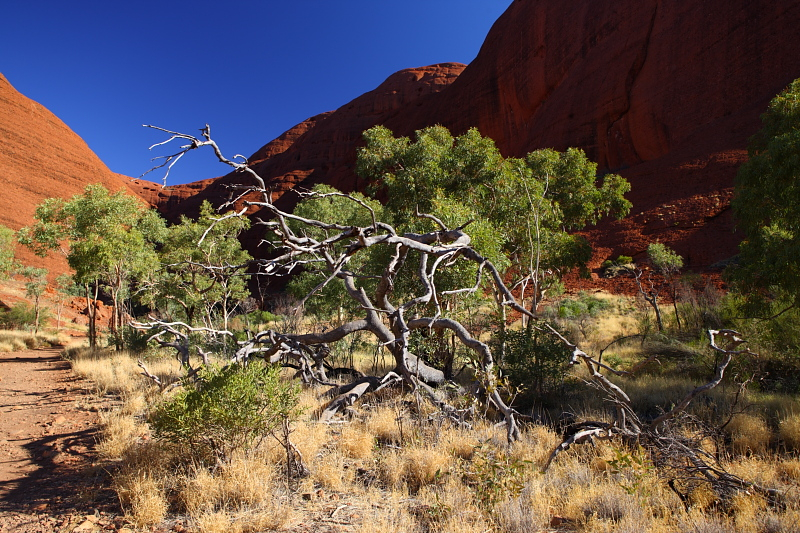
[625,266,665,332]
[545,328,782,505]
[138,125,544,442]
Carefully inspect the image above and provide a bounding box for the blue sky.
[1,1,511,185]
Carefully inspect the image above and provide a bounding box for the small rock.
[73,519,98,531]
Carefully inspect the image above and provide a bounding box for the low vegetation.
[69,290,800,532]
[0,328,68,352]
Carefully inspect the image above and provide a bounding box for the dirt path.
[0,347,121,532]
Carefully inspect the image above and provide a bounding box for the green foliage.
[647,242,683,276]
[18,184,167,345]
[0,302,48,330]
[20,266,47,297]
[607,445,655,496]
[19,184,165,285]
[357,125,631,311]
[152,200,251,329]
[286,185,386,319]
[601,256,635,278]
[407,329,470,379]
[499,325,572,397]
[719,293,800,392]
[463,443,531,509]
[149,363,301,463]
[731,77,800,306]
[20,266,48,333]
[556,292,611,318]
[245,309,280,325]
[0,225,16,279]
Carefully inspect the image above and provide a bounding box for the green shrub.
[0,302,48,330]
[556,292,611,318]
[601,256,634,278]
[245,309,280,326]
[149,362,301,463]
[500,326,571,398]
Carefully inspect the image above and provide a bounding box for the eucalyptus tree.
[357,125,631,315]
[149,200,252,331]
[0,225,16,279]
[137,124,629,442]
[648,242,684,330]
[732,77,800,311]
[18,184,166,347]
[20,266,48,334]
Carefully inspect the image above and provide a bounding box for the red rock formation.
[0,73,153,274]
[148,0,800,271]
[378,0,800,268]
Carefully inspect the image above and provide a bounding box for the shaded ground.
[0,347,120,532]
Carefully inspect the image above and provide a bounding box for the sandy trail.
[0,347,119,531]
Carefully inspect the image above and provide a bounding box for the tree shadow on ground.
[0,425,118,514]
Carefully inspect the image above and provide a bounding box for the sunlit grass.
[65,295,800,532]
[0,328,71,351]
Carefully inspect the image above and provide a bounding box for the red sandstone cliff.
[0,73,152,274]
[380,0,800,268]
[153,0,800,270]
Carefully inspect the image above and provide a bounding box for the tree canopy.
[356,125,631,310]
[0,225,16,279]
[149,200,252,330]
[18,184,166,345]
[731,77,800,307]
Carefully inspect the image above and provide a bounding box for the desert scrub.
[149,362,302,463]
[0,329,67,351]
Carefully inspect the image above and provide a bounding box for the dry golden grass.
[311,449,354,491]
[354,493,419,533]
[70,348,181,397]
[68,314,800,533]
[193,511,235,533]
[114,471,168,528]
[337,423,376,459]
[440,425,480,460]
[731,492,768,533]
[96,410,148,460]
[727,414,772,455]
[778,458,800,481]
[366,403,403,445]
[779,413,800,451]
[402,446,452,493]
[0,329,70,351]
[289,418,329,464]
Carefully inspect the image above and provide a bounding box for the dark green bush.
[245,309,280,325]
[0,302,47,330]
[150,362,301,463]
[499,326,571,399]
[556,292,611,319]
